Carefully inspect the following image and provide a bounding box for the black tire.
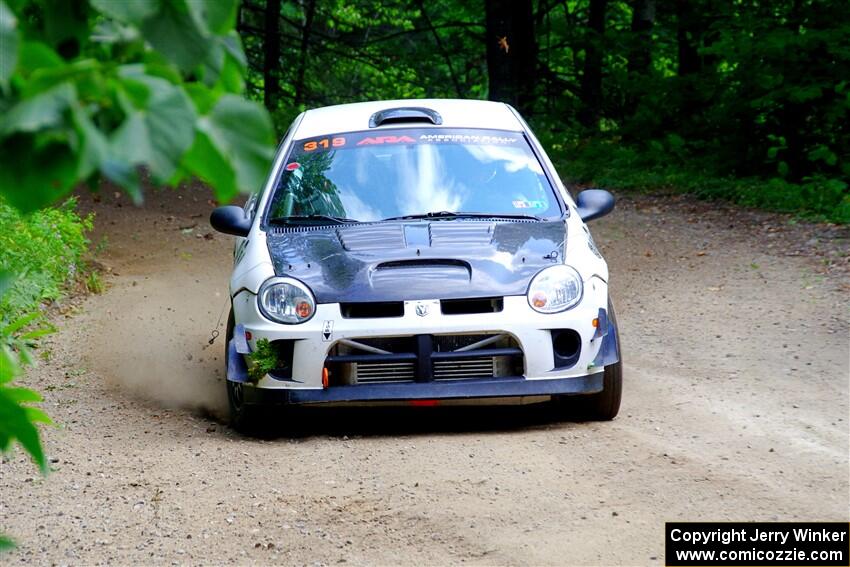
[582,354,622,420]
[225,309,268,434]
[553,300,623,421]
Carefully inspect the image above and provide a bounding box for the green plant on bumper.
[246,338,279,383]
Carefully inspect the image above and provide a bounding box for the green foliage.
[557,138,850,223]
[0,199,86,516]
[241,0,847,221]
[0,271,54,551]
[85,271,103,294]
[0,0,278,551]
[0,299,53,474]
[0,0,275,212]
[0,198,92,321]
[247,338,278,383]
[240,0,485,130]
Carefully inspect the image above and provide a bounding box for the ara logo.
[356,135,416,146]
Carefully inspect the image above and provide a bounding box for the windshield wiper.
[268,214,359,225]
[381,211,544,222]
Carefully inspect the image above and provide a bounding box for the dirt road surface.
[1,186,848,565]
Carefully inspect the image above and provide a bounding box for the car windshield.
[265,128,561,223]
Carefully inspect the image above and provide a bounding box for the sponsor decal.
[293,129,523,155]
[419,133,519,145]
[513,199,546,209]
[356,135,416,146]
[303,137,346,152]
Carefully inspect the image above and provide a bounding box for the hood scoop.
[370,259,471,289]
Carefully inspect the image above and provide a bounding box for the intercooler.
[326,333,523,386]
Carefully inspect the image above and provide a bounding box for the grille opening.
[433,354,522,380]
[267,340,295,380]
[551,329,581,369]
[440,297,503,315]
[341,301,404,319]
[324,333,523,386]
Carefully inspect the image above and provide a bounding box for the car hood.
[265,220,566,303]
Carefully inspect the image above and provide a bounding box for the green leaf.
[196,95,274,199]
[0,1,18,83]
[0,83,75,136]
[19,59,102,100]
[183,83,218,115]
[4,386,41,404]
[16,41,63,76]
[0,272,12,298]
[140,0,208,72]
[110,73,196,182]
[24,406,52,425]
[0,383,46,471]
[90,0,157,23]
[0,534,14,551]
[187,0,238,35]
[0,348,19,383]
[2,310,39,335]
[182,129,238,201]
[0,133,79,212]
[70,102,108,180]
[215,42,244,93]
[807,145,837,166]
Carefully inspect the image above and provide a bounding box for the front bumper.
[241,373,603,405]
[228,276,618,404]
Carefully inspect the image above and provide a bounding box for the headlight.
[527,265,583,313]
[258,277,316,324]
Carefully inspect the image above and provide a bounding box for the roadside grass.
[0,197,95,515]
[0,197,95,323]
[546,137,850,224]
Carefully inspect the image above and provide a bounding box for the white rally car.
[210,99,621,432]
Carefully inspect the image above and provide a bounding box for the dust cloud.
[85,272,230,418]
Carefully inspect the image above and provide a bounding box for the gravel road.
[1,186,847,565]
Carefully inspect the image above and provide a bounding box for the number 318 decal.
[303,137,346,151]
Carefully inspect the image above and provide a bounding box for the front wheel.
[225,309,268,434]
[553,301,622,421]
[581,357,622,420]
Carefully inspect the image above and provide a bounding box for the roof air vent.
[369,107,443,128]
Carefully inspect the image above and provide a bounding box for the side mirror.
[210,206,251,237]
[575,189,615,222]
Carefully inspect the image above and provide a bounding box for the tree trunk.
[263,0,282,110]
[484,0,537,115]
[676,0,701,76]
[579,0,607,127]
[676,0,708,124]
[627,0,654,76]
[293,0,317,108]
